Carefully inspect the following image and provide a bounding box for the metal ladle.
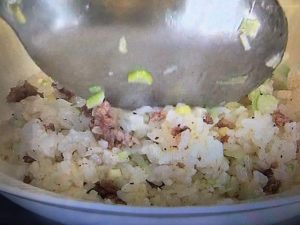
[0,0,288,109]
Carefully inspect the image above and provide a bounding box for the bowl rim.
[1,173,300,216]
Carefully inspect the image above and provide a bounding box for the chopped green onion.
[238,16,261,51]
[239,33,251,51]
[287,164,294,173]
[128,70,153,85]
[239,18,261,38]
[219,127,228,137]
[249,90,260,111]
[86,90,105,109]
[130,154,149,168]
[217,75,248,85]
[108,168,122,178]
[209,107,227,119]
[224,149,245,160]
[207,178,216,186]
[273,63,290,78]
[224,144,245,159]
[249,79,274,111]
[273,63,290,89]
[118,151,129,161]
[225,102,242,110]
[256,94,278,114]
[175,104,192,115]
[9,4,26,24]
[88,85,102,94]
[258,79,274,95]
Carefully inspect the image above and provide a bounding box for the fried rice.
[0,69,300,206]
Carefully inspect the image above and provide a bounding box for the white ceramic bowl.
[0,1,300,224]
[1,173,300,225]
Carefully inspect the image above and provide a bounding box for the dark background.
[0,194,299,225]
[0,195,63,225]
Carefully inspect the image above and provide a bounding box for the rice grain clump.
[1,72,300,206]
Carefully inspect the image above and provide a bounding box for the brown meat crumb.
[176,162,185,168]
[216,118,235,129]
[7,81,43,102]
[220,135,229,144]
[44,123,55,131]
[52,82,75,101]
[272,111,291,127]
[87,180,125,204]
[203,114,214,124]
[55,153,64,163]
[263,179,281,194]
[23,175,32,184]
[81,105,92,118]
[271,162,279,169]
[146,180,165,189]
[262,168,281,194]
[90,101,138,149]
[171,126,191,146]
[149,110,166,122]
[23,155,36,163]
[171,126,190,137]
[262,168,274,178]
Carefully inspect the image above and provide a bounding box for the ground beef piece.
[203,114,214,124]
[52,83,75,101]
[55,153,64,163]
[176,162,185,168]
[262,168,274,178]
[87,180,125,204]
[263,178,281,194]
[44,123,55,131]
[271,162,279,169]
[90,101,138,149]
[146,180,165,189]
[220,135,229,144]
[262,168,281,194]
[272,111,291,127]
[23,155,36,163]
[149,110,166,122]
[81,105,92,118]
[7,81,43,102]
[23,175,32,184]
[216,118,235,129]
[171,126,190,136]
[92,101,117,127]
[171,126,191,146]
